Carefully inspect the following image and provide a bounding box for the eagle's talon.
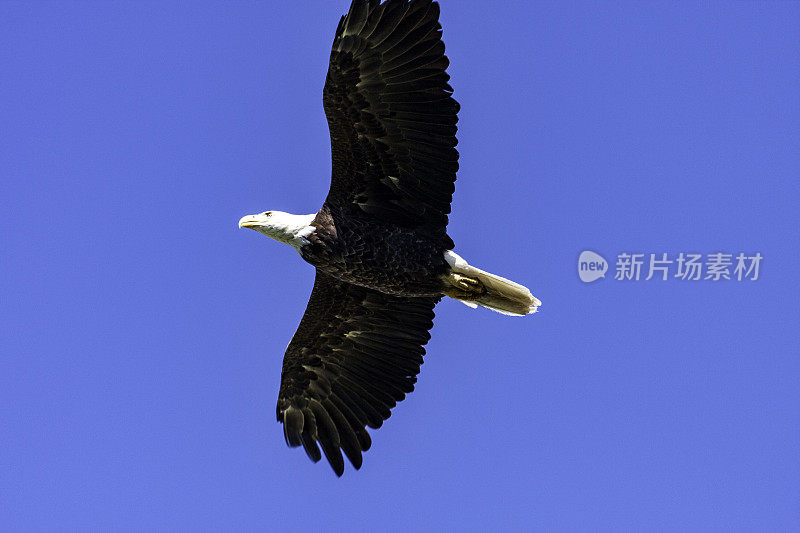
[451,273,483,293]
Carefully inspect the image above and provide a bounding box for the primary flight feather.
[239,0,541,476]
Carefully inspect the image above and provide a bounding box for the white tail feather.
[444,251,541,316]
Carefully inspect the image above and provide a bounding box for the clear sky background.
[2,1,798,530]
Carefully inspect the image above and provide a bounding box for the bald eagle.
[239,0,541,476]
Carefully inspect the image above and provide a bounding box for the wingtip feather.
[282,406,305,447]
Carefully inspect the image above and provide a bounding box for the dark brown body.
[301,204,451,297]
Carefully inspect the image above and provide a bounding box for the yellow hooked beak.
[238,213,268,229]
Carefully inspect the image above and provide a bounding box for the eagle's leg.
[442,273,486,300]
[452,273,483,292]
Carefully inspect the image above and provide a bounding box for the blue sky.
[2,1,798,530]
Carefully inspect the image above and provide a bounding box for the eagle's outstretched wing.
[323,0,459,237]
[276,272,439,475]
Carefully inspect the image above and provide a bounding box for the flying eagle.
[239,0,541,476]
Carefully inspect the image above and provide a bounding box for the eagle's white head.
[238,211,316,251]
